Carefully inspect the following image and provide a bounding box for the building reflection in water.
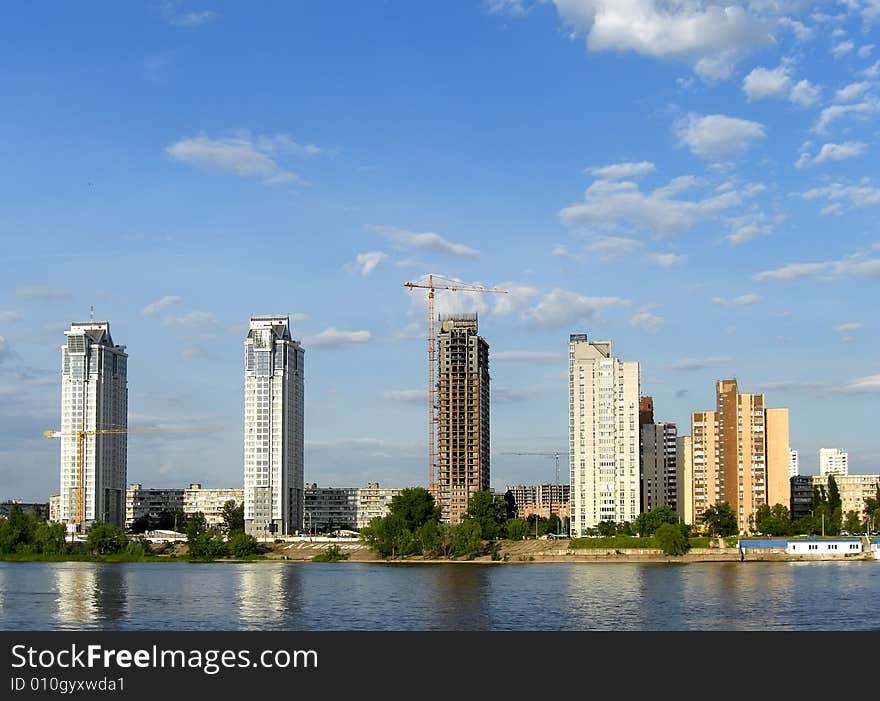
[54,564,99,628]
[564,564,645,630]
[427,565,491,630]
[238,564,301,629]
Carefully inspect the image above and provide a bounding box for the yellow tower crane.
[403,274,507,495]
[44,425,223,531]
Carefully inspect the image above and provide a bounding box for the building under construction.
[435,314,490,524]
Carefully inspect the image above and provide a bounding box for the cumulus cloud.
[753,262,830,281]
[304,327,371,348]
[551,0,772,80]
[142,295,183,316]
[726,224,765,246]
[674,114,766,159]
[789,79,822,107]
[796,141,868,168]
[630,311,664,331]
[584,161,656,180]
[733,293,763,305]
[742,64,791,100]
[560,175,742,236]
[371,225,479,258]
[831,40,855,57]
[492,283,540,316]
[163,311,223,332]
[525,289,629,328]
[668,356,732,371]
[165,132,321,185]
[813,99,880,134]
[835,81,870,102]
[352,252,388,277]
[835,322,863,332]
[586,236,643,258]
[777,17,813,42]
[802,181,880,209]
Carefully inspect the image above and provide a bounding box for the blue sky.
[1,1,879,502]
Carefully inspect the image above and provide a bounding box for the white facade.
[183,484,244,528]
[786,540,862,555]
[568,334,640,536]
[790,449,799,477]
[243,316,304,536]
[819,448,848,476]
[59,321,128,529]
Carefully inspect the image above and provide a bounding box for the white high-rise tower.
[568,334,640,536]
[243,316,304,536]
[59,321,128,529]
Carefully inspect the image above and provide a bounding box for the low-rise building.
[125,484,185,528]
[0,500,49,520]
[786,538,862,556]
[183,484,244,529]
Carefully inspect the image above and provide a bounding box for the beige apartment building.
[691,379,790,533]
[435,314,490,524]
[812,473,879,520]
[675,436,694,526]
[356,483,404,530]
[183,484,244,528]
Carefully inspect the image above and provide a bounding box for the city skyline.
[1,2,879,504]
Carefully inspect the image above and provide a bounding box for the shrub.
[312,544,348,562]
[656,523,689,556]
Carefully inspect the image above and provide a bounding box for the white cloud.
[383,389,427,402]
[551,244,570,258]
[630,311,664,331]
[0,312,21,322]
[525,289,629,328]
[777,17,813,42]
[742,64,791,100]
[864,60,880,78]
[165,132,320,185]
[836,322,863,332]
[492,283,539,316]
[551,0,772,80]
[353,252,388,277]
[586,235,643,257]
[14,286,70,301]
[674,114,766,159]
[304,327,372,348]
[168,10,220,27]
[668,356,732,371]
[485,0,531,15]
[492,351,564,363]
[371,225,479,258]
[796,141,868,168]
[726,224,765,246]
[802,181,880,208]
[813,99,880,134]
[754,254,880,281]
[860,44,875,58]
[831,40,855,57]
[393,322,424,341]
[584,161,655,180]
[821,203,844,215]
[733,293,763,305]
[291,312,308,322]
[142,295,183,316]
[835,81,870,102]
[560,175,742,236]
[789,79,822,107]
[837,374,880,393]
[648,252,687,267]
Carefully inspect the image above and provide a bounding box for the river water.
[1,561,878,630]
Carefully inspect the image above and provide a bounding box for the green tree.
[228,531,259,558]
[755,503,792,536]
[843,510,862,535]
[597,521,617,537]
[463,490,509,540]
[312,544,348,562]
[451,520,483,559]
[633,505,680,536]
[414,519,441,556]
[656,523,689,556]
[702,502,738,537]
[617,521,634,536]
[32,521,68,555]
[86,521,128,555]
[503,490,517,520]
[387,488,441,530]
[222,501,245,534]
[505,519,530,541]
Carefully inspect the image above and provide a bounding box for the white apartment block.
[184,484,243,528]
[59,321,128,530]
[568,334,640,536]
[819,448,848,476]
[243,316,304,536]
[304,483,406,532]
[641,423,678,514]
[790,449,799,478]
[49,494,61,524]
[356,483,404,530]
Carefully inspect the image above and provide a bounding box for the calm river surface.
[1,561,878,631]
